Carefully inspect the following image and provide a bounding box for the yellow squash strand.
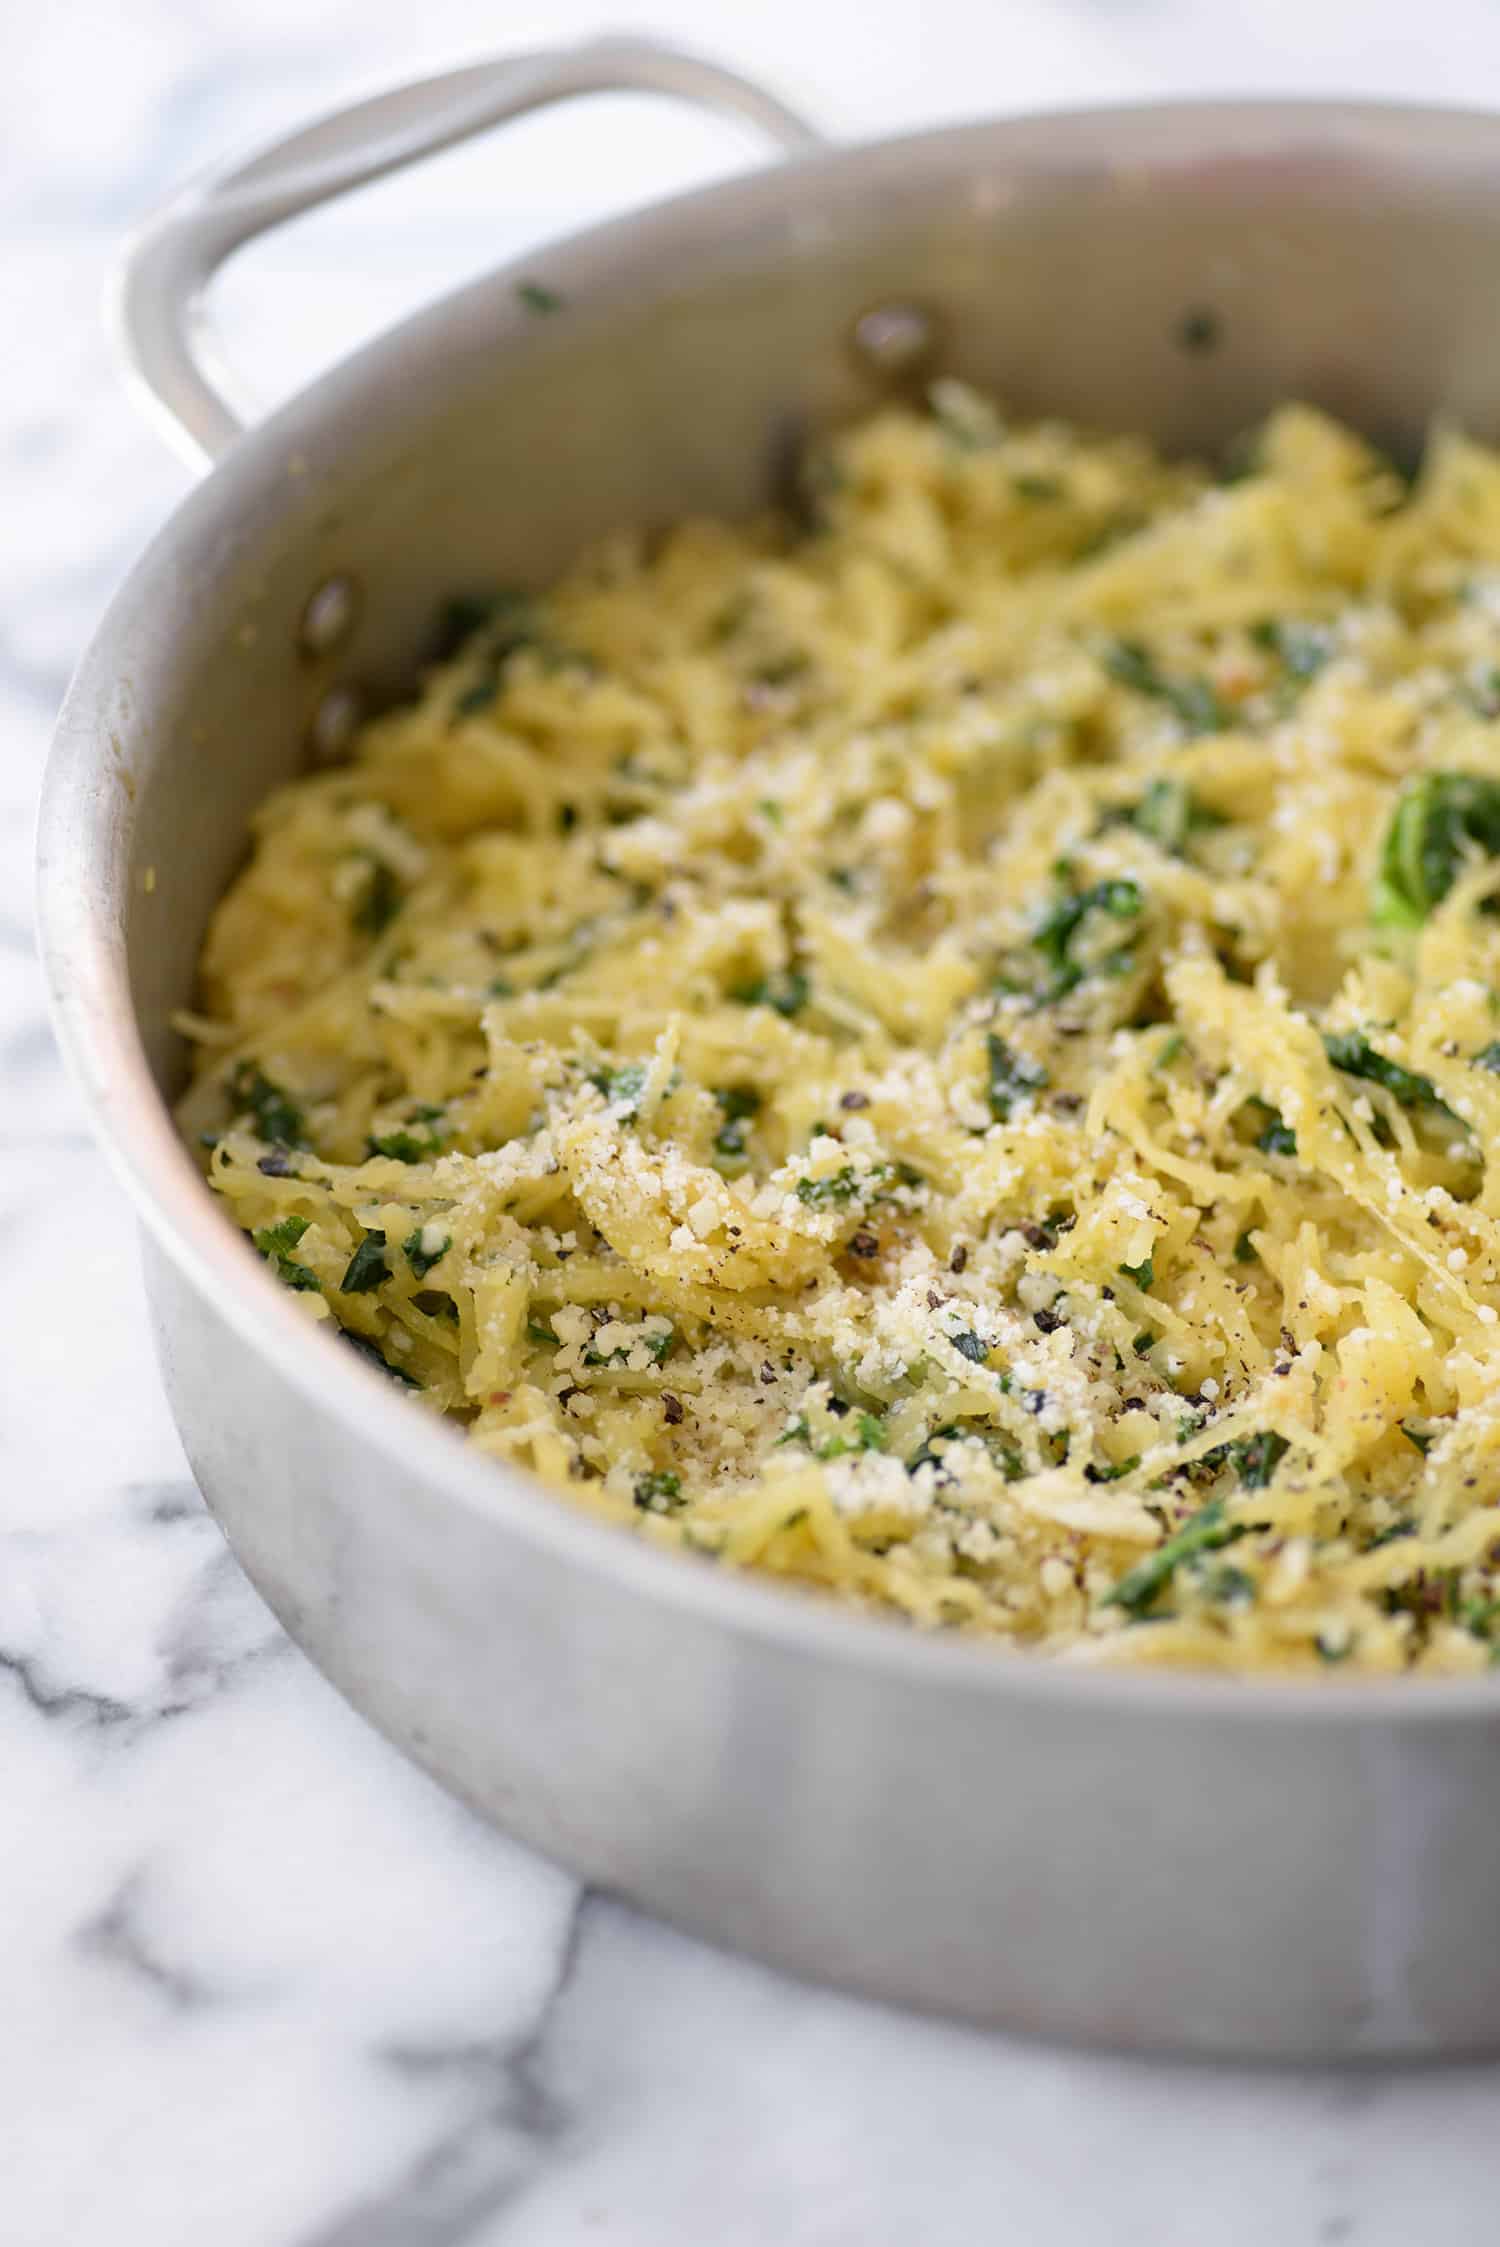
[180,393,1500,1674]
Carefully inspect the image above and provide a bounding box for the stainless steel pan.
[39,37,1500,2057]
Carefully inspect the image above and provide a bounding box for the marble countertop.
[11,3,1500,2239]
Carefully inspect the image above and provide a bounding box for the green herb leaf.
[1225,1430,1289,1490]
[585,1323,675,1368]
[589,1060,649,1119]
[403,1228,450,1280]
[516,279,563,315]
[1104,1498,1245,1616]
[1372,771,1500,928]
[633,1470,683,1514]
[986,1033,1049,1120]
[796,1167,862,1208]
[1206,1563,1256,1608]
[1084,1455,1141,1485]
[1459,1596,1500,1643]
[1031,876,1144,1000]
[817,1412,888,1459]
[434,593,498,659]
[711,1084,761,1165]
[1322,1030,1458,1121]
[1250,616,1333,684]
[229,1063,306,1149]
[254,1215,308,1257]
[1128,777,1221,856]
[950,1331,992,1365]
[1119,1257,1154,1292]
[340,1228,389,1294]
[1234,1229,1259,1265]
[1072,511,1147,564]
[251,1214,320,1292]
[731,968,809,1017]
[1102,639,1228,734]
[449,590,549,717]
[368,1110,447,1164]
[353,859,402,937]
[1244,1097,1298,1158]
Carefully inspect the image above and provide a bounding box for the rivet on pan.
[850,301,939,380]
[299,574,359,658]
[308,684,362,766]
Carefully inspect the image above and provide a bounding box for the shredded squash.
[179,390,1500,1674]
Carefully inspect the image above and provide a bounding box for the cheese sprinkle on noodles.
[181,393,1500,1674]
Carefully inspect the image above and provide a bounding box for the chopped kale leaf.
[1085,1455,1141,1485]
[403,1228,450,1280]
[1128,777,1221,856]
[251,1214,319,1292]
[1031,876,1144,1000]
[731,968,809,1017]
[353,859,402,937]
[1104,1498,1245,1616]
[633,1470,683,1514]
[986,1032,1049,1120]
[1225,1429,1289,1490]
[1372,772,1500,929]
[1244,1097,1298,1158]
[1102,638,1228,734]
[950,1330,993,1365]
[712,1085,761,1165]
[796,1167,862,1208]
[340,1228,390,1294]
[368,1108,446,1164]
[1322,1030,1458,1122]
[228,1063,306,1149]
[589,1060,649,1118]
[1250,616,1333,685]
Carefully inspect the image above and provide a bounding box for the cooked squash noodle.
[180,394,1500,1673]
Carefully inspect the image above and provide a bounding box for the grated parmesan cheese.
[178,392,1500,1674]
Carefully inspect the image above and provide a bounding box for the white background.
[8,3,1500,2241]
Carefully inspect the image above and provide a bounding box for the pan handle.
[115,35,824,469]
